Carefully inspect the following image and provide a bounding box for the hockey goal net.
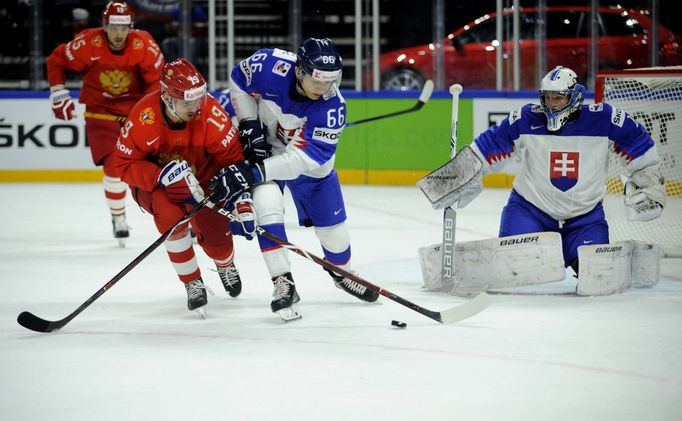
[596,68,682,257]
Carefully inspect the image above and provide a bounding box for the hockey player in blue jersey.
[447,66,665,278]
[210,38,379,321]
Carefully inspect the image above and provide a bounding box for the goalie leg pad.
[577,242,633,296]
[452,231,565,297]
[630,241,661,288]
[419,243,450,292]
[419,232,565,297]
[417,145,484,209]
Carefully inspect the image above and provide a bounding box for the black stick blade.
[17,311,61,333]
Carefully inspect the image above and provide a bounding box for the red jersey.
[114,92,244,192]
[46,28,165,117]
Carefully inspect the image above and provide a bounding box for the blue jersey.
[230,48,346,181]
[472,102,660,220]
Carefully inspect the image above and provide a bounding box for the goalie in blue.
[469,66,665,274]
[214,37,379,321]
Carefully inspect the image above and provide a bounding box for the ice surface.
[1,183,680,421]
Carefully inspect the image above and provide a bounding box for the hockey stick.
[345,80,434,127]
[210,202,489,324]
[17,194,217,333]
[441,84,463,290]
[83,111,127,122]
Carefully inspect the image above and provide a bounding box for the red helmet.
[160,59,207,101]
[102,2,134,26]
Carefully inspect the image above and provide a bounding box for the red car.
[377,6,681,90]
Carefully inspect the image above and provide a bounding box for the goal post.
[596,67,682,257]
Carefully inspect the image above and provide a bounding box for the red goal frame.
[595,68,682,102]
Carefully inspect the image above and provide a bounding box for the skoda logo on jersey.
[273,60,292,77]
[549,151,580,192]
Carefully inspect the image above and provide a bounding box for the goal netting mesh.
[596,68,682,257]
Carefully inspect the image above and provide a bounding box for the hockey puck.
[391,320,407,328]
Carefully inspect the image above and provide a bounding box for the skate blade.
[193,306,207,319]
[276,305,302,322]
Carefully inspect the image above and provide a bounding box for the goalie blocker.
[419,232,660,297]
[417,145,484,210]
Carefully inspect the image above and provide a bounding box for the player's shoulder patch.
[611,106,626,127]
[91,34,104,48]
[272,48,297,61]
[530,104,543,114]
[508,105,525,125]
[131,37,144,50]
[138,106,156,125]
[272,60,292,77]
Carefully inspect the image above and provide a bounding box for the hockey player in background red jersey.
[113,58,253,316]
[46,1,165,247]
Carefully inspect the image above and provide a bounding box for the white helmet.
[539,66,585,131]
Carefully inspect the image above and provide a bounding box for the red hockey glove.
[49,88,76,121]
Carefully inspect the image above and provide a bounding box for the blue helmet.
[296,38,342,82]
[539,66,585,131]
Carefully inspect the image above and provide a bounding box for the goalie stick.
[16,194,217,333]
[345,80,434,127]
[442,84,463,289]
[210,202,490,324]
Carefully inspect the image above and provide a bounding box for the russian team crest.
[549,151,580,191]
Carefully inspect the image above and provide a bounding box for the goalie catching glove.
[228,192,256,240]
[624,170,665,222]
[49,86,76,121]
[157,160,205,204]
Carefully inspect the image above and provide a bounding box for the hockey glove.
[229,192,256,240]
[157,160,205,205]
[49,88,76,121]
[624,170,666,222]
[209,161,256,205]
[238,118,271,164]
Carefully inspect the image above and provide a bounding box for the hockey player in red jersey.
[113,58,253,316]
[46,2,165,246]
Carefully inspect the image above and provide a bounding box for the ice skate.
[326,267,379,302]
[271,273,301,321]
[217,263,242,297]
[111,214,130,248]
[185,278,208,318]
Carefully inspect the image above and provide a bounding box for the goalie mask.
[160,59,207,122]
[539,66,585,131]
